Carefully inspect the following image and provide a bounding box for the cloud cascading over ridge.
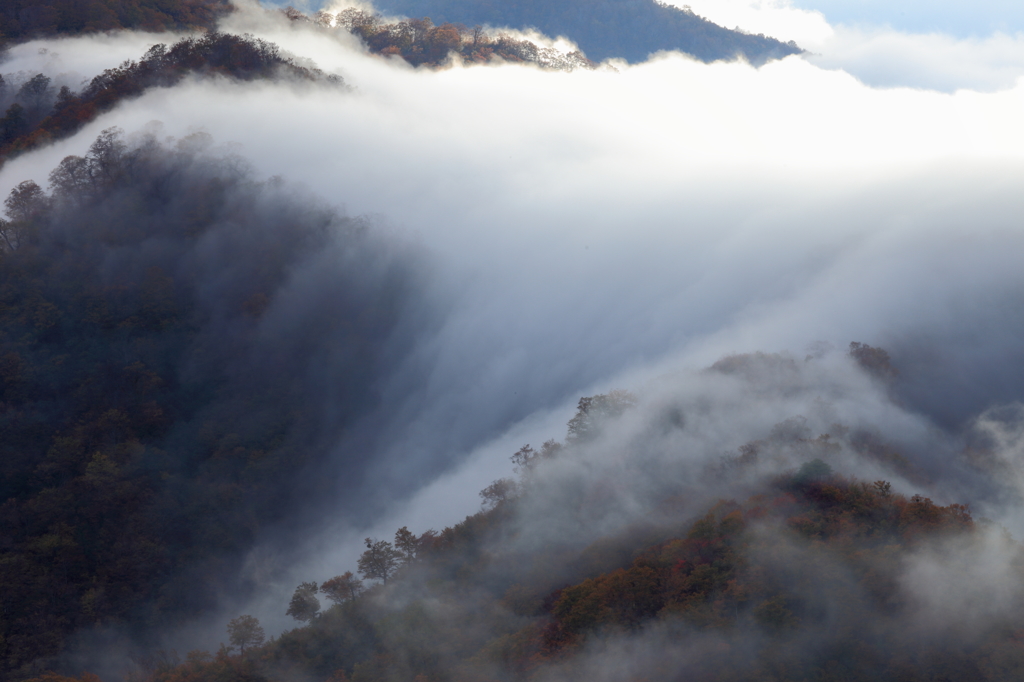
[4,0,1024,657]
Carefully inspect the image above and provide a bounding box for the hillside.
[371,0,803,63]
[0,128,424,680]
[7,147,1022,679]
[0,0,227,48]
[0,33,341,166]
[104,389,1023,682]
[0,12,599,169]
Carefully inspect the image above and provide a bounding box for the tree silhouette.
[394,527,419,565]
[566,390,637,443]
[321,572,363,604]
[849,341,898,381]
[286,582,321,622]
[226,615,265,653]
[358,538,400,585]
[479,478,518,509]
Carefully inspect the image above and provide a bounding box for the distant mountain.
[371,0,802,64]
[0,0,227,47]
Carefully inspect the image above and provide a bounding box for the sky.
[671,0,1024,90]
[787,0,1024,37]
[4,0,1024,657]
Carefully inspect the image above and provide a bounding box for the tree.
[4,180,47,222]
[0,180,47,252]
[793,459,833,486]
[510,439,563,475]
[394,526,418,565]
[511,444,536,473]
[321,571,363,604]
[566,390,637,443]
[17,74,52,118]
[479,478,518,509]
[226,615,265,653]
[286,581,321,622]
[357,537,400,585]
[849,342,898,381]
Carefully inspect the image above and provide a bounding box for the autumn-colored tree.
[23,673,102,682]
[321,572,363,604]
[291,7,595,70]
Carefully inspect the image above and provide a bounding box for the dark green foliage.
[792,457,833,485]
[370,0,803,63]
[0,128,419,680]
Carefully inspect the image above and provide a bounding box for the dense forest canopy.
[0,128,425,680]
[370,0,803,63]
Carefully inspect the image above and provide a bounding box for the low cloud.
[807,27,1024,92]
[4,2,1024,662]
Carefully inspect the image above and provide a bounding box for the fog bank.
[3,1,1024,658]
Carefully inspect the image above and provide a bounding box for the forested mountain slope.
[0,0,227,48]
[7,151,1022,681]
[287,8,595,70]
[0,129,424,680]
[0,11,597,168]
[0,33,340,166]
[111,381,1024,682]
[371,0,803,63]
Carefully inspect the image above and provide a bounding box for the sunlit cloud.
[666,0,833,45]
[674,0,1024,91]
